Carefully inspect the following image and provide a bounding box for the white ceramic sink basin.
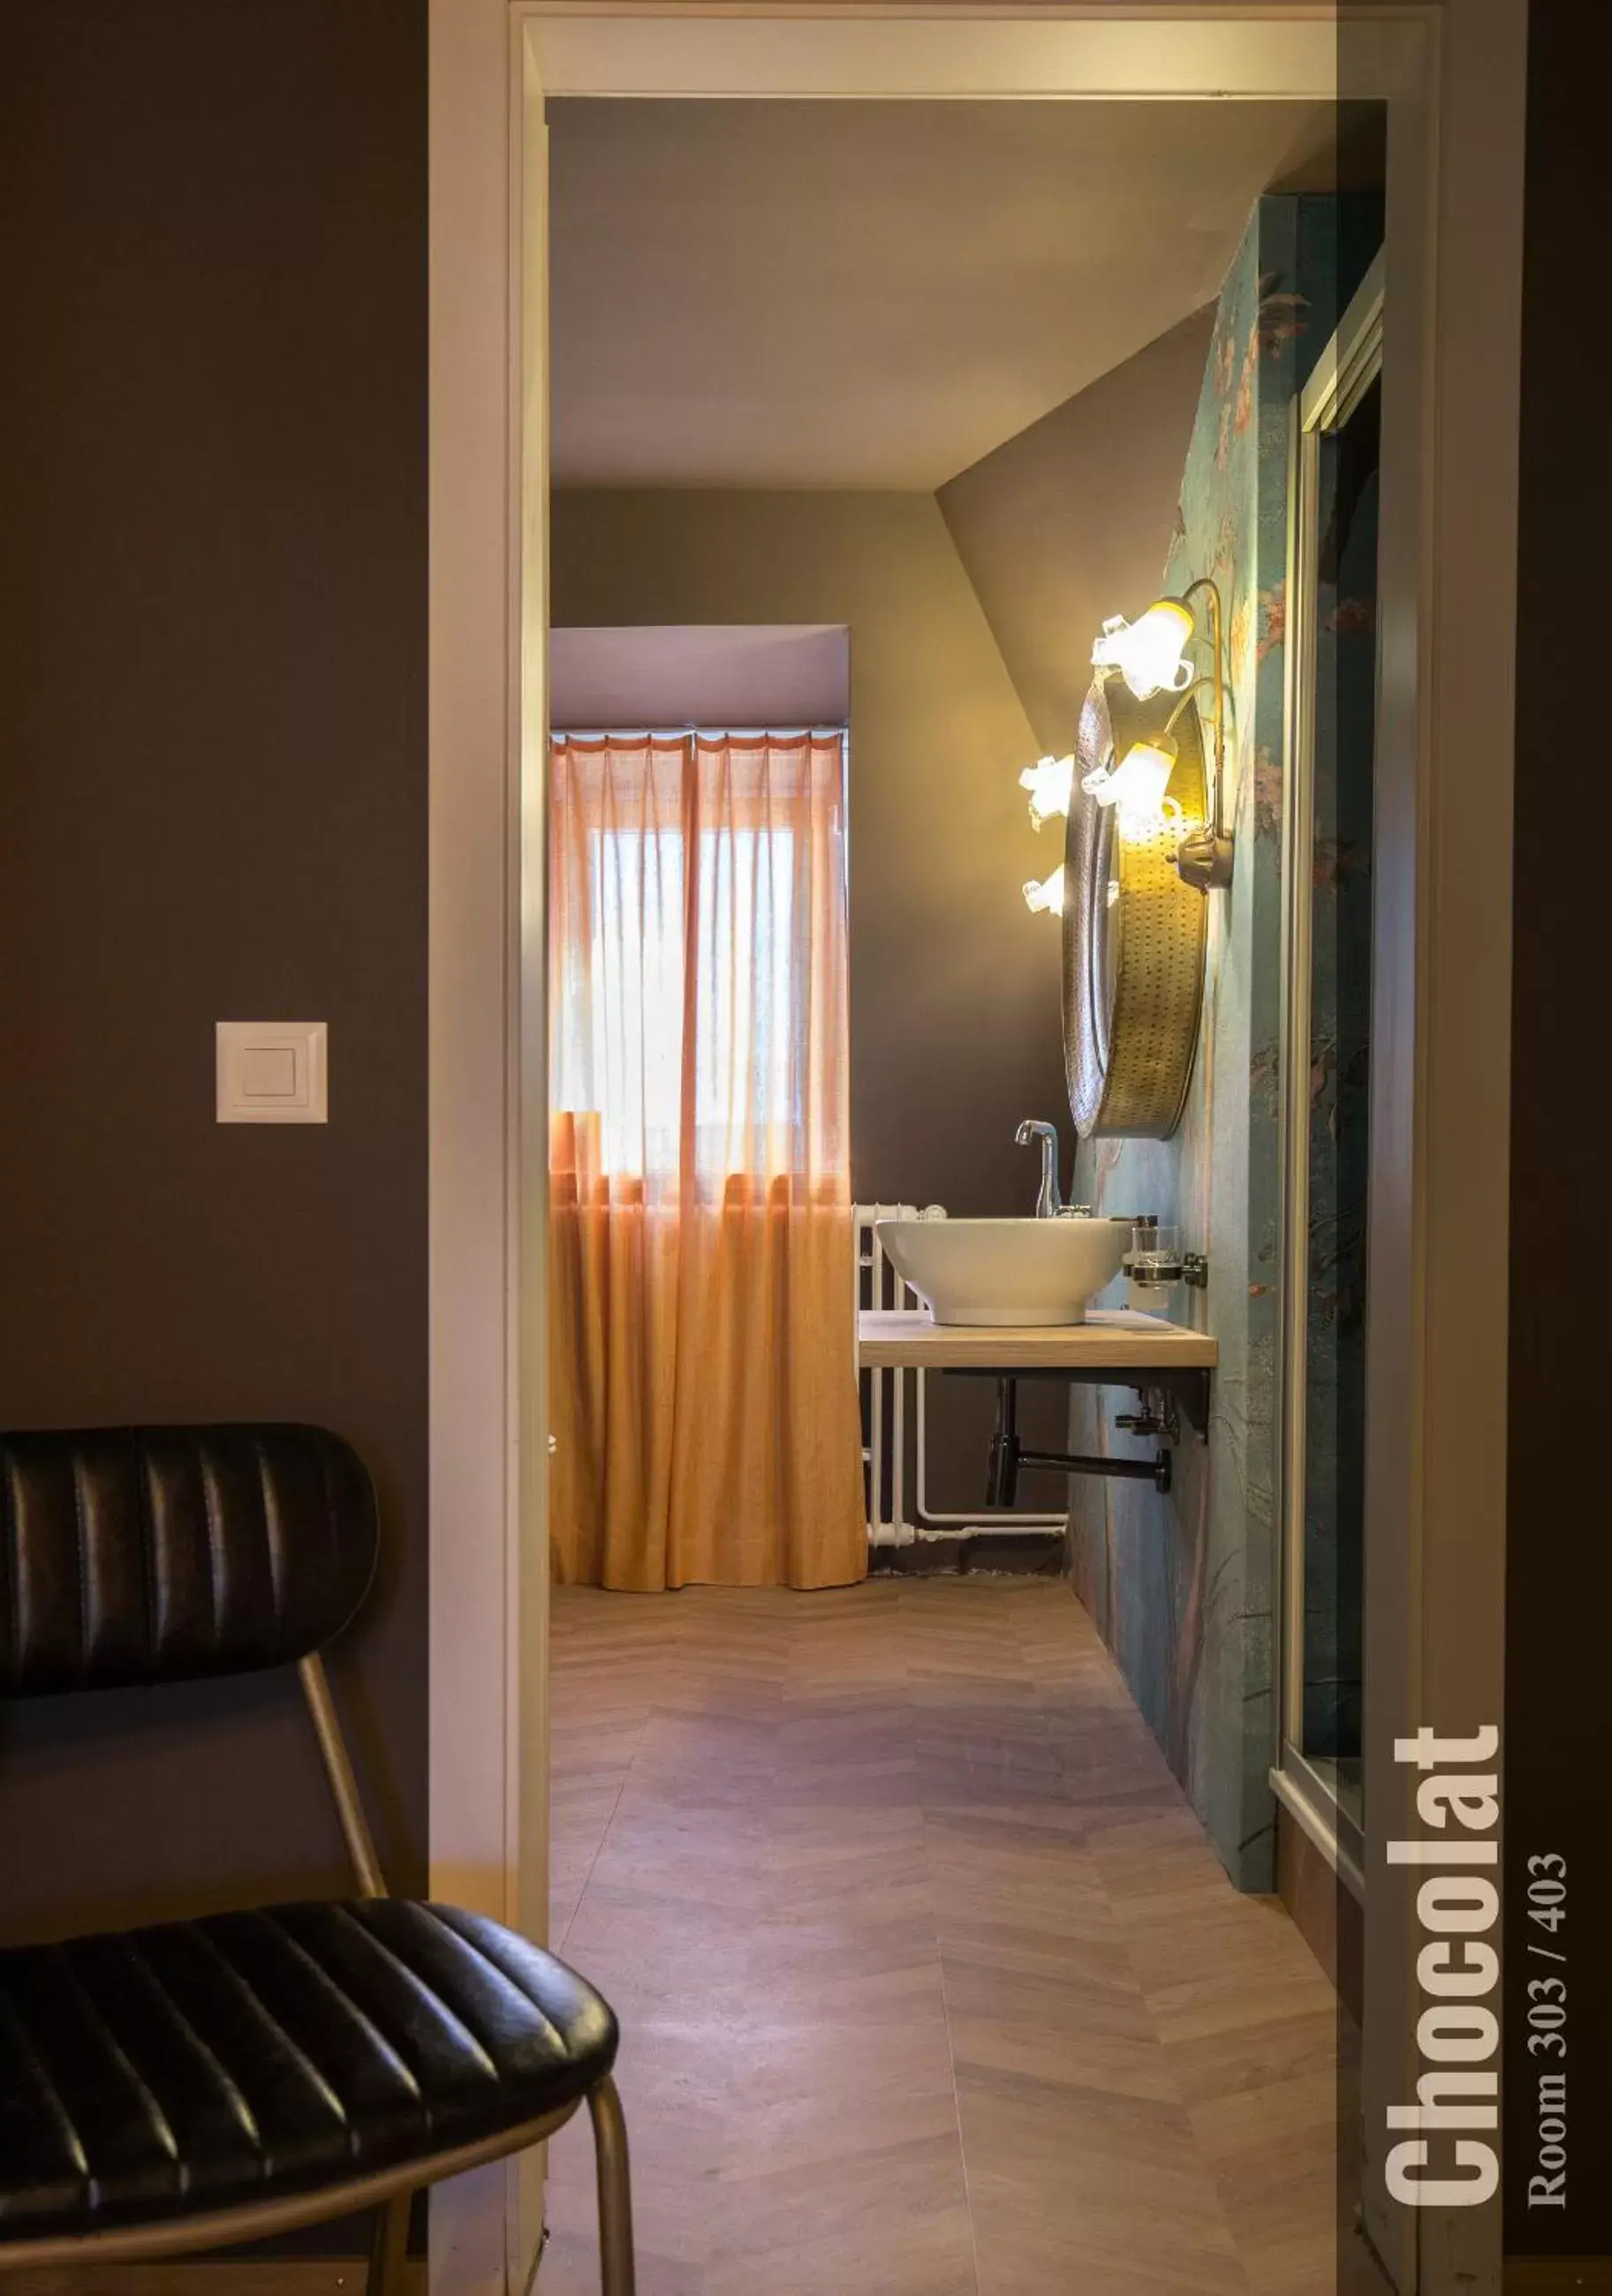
[875,1216,1126,1328]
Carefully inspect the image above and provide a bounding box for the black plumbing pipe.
[1016,1446,1171,1495]
[984,1375,1172,1500]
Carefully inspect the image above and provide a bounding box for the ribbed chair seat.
[0,1424,636,2292]
[0,1899,617,2243]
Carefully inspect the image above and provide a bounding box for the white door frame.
[427,8,1526,2290]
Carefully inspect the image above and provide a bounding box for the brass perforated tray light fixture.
[1018,578,1233,1139]
[1062,674,1207,1137]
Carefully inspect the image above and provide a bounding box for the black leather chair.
[0,1424,635,2293]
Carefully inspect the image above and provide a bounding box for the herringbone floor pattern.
[538,1579,1345,2294]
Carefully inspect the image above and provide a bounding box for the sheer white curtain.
[548,732,865,1590]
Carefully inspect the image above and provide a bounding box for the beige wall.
[551,488,1071,1217]
[937,306,1215,753]
[552,487,1080,1513]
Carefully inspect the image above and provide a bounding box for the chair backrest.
[0,1424,378,1698]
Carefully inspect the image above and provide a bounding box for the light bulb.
[1018,753,1076,830]
[1085,734,1178,818]
[1022,867,1066,917]
[1091,600,1196,701]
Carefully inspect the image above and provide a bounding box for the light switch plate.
[216,1022,328,1123]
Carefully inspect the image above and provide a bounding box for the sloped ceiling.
[549,96,1337,490]
[937,304,1217,753]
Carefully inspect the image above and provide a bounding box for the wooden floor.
[541,1579,1351,2296]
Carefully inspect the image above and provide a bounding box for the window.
[549,729,849,1201]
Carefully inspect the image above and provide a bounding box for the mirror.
[1063,675,1208,1138]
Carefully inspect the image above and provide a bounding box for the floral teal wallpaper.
[1066,194,1379,1888]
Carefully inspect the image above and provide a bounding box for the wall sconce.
[1041,571,1240,1137]
[1089,576,1233,894]
[1015,573,1230,948]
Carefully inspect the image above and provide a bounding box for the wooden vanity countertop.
[856,1308,1217,1371]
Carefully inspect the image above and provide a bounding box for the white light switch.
[240,1046,299,1099]
[216,1022,328,1123]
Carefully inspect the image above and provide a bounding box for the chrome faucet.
[1015,1120,1063,1219]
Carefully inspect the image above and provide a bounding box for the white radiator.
[852,1205,1067,1548]
[853,1203,920,1547]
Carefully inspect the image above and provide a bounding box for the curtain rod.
[551,725,846,741]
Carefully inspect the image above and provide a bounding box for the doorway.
[428,11,1525,2292]
[537,70,1369,2296]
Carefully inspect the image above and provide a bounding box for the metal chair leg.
[367,2192,412,2296]
[587,2075,637,2296]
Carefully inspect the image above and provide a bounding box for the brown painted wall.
[937,307,1215,754]
[0,2,428,1945]
[1504,0,1612,2255]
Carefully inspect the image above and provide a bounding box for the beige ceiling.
[549,98,1338,491]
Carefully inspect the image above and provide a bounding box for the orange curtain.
[548,731,867,1590]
